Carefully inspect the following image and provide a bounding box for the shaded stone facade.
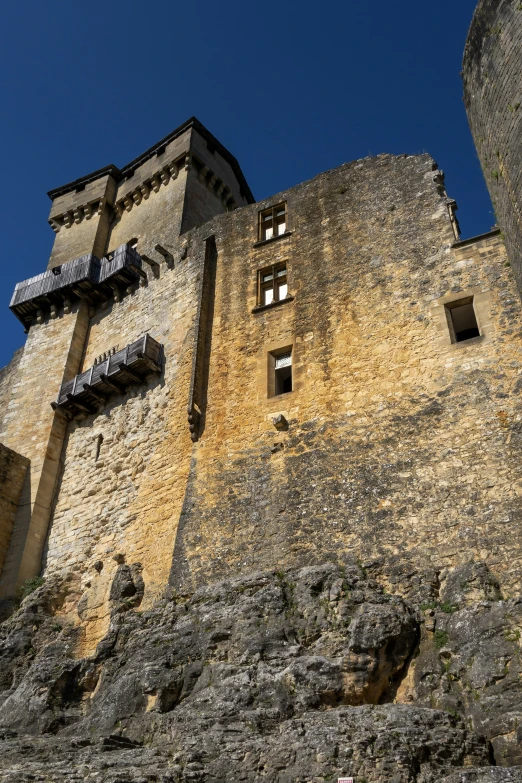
[463,0,522,293]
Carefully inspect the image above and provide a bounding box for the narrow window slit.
[95,434,104,462]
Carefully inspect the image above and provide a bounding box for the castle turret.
[463,0,522,295]
[0,118,253,611]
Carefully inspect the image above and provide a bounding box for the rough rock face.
[0,561,520,781]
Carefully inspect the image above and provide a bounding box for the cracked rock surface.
[0,561,520,782]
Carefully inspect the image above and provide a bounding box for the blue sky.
[0,0,491,368]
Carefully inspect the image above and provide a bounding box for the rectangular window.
[259,203,287,241]
[268,348,293,397]
[258,264,288,307]
[445,297,480,343]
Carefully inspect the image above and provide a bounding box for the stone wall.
[0,348,23,430]
[0,303,89,598]
[169,154,522,598]
[463,0,522,295]
[0,444,29,574]
[42,241,201,652]
[48,173,117,269]
[6,135,522,656]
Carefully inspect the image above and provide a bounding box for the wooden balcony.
[51,334,163,418]
[10,244,147,327]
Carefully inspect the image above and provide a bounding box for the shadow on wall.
[0,466,32,617]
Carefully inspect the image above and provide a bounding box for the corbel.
[187,404,201,442]
[150,175,161,193]
[84,203,94,220]
[140,183,150,200]
[71,286,94,304]
[154,244,174,269]
[97,198,106,216]
[84,384,107,404]
[63,298,72,314]
[123,195,133,212]
[100,373,124,394]
[66,394,96,414]
[198,165,209,183]
[160,168,170,186]
[215,181,225,198]
[168,161,179,179]
[63,211,74,229]
[50,401,73,420]
[109,283,122,302]
[118,363,141,383]
[184,153,192,171]
[114,202,124,219]
[36,309,44,324]
[143,253,161,277]
[73,207,83,225]
[49,218,61,234]
[208,174,218,190]
[132,188,142,206]
[226,196,237,210]
[50,304,58,319]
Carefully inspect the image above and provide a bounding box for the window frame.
[444,296,481,344]
[258,202,288,242]
[257,263,289,307]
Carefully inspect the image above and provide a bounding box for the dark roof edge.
[47,117,255,204]
[47,164,121,200]
[452,227,501,248]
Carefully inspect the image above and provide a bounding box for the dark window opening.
[259,202,287,241]
[52,265,62,276]
[95,434,103,461]
[446,298,480,343]
[276,364,292,395]
[269,349,293,397]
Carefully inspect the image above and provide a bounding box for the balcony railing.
[52,334,163,418]
[10,244,147,327]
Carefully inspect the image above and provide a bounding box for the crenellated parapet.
[45,117,253,271]
[112,153,239,221]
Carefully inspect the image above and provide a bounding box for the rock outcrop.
[0,561,520,781]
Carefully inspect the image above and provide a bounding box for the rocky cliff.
[0,559,521,782]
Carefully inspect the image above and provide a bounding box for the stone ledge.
[253,231,293,248]
[251,295,295,314]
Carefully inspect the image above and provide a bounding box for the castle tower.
[0,118,253,613]
[463,0,522,295]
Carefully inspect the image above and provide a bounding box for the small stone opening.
[268,349,293,397]
[446,297,480,343]
[95,434,103,462]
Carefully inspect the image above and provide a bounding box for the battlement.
[45,117,254,271]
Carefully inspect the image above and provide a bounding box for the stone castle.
[0,2,522,779]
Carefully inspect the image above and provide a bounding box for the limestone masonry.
[464,0,522,293]
[1,9,522,774]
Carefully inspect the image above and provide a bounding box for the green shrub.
[19,576,45,600]
[434,630,449,649]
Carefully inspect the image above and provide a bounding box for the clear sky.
[0,0,491,368]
